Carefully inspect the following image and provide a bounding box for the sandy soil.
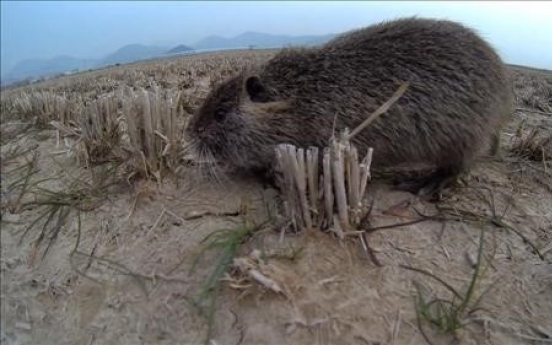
[1,62,551,345]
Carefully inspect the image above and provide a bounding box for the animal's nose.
[197,126,205,133]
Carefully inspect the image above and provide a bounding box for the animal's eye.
[214,110,226,122]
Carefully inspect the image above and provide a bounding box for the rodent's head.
[186,73,288,173]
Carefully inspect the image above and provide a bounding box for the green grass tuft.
[188,217,268,344]
[401,227,493,344]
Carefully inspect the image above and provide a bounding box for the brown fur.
[186,17,513,195]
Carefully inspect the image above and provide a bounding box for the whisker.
[205,149,226,186]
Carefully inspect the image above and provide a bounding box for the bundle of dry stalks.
[275,82,409,234]
[74,94,122,165]
[275,134,374,234]
[0,96,15,123]
[48,86,185,178]
[510,125,552,162]
[11,91,78,126]
[122,86,184,178]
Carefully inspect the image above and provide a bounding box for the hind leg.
[395,165,463,199]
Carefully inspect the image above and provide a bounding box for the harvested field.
[1,50,551,345]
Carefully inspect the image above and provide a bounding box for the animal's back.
[259,17,512,173]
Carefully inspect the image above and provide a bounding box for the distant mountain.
[193,31,337,50]
[5,56,98,82]
[2,31,338,86]
[97,44,169,67]
[165,44,194,55]
[3,44,172,85]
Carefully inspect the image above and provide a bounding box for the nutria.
[186,17,513,196]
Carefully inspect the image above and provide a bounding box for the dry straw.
[76,94,122,165]
[11,91,79,126]
[44,86,186,178]
[275,82,409,234]
[122,86,184,178]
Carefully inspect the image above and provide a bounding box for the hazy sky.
[2,1,552,76]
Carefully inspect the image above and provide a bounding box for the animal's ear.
[245,75,272,103]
